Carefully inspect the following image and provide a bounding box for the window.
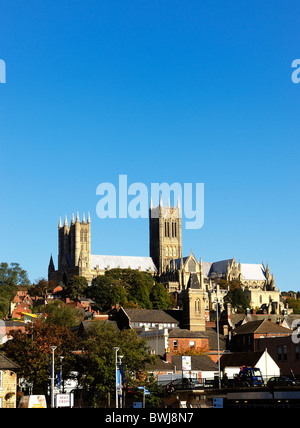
[189,341,195,349]
[188,260,196,272]
[173,340,178,350]
[278,346,282,361]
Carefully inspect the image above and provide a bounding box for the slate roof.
[187,273,200,289]
[203,259,267,281]
[0,353,20,370]
[149,355,218,373]
[124,309,180,325]
[168,329,208,338]
[220,351,265,369]
[233,319,292,335]
[91,255,157,272]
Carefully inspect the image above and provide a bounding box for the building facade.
[48,203,281,316]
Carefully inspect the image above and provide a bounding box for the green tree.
[224,287,250,313]
[65,275,88,300]
[0,262,30,287]
[286,298,300,314]
[86,276,113,311]
[41,300,85,327]
[149,283,171,309]
[0,262,31,318]
[76,322,156,406]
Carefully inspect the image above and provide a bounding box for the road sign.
[182,356,191,371]
[213,398,223,408]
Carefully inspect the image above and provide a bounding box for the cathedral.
[48,200,282,322]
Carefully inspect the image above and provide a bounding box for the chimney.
[165,352,172,363]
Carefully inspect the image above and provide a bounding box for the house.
[9,290,33,319]
[149,353,219,384]
[168,329,209,354]
[10,301,32,319]
[220,350,280,380]
[254,335,300,377]
[0,321,26,345]
[110,307,180,331]
[230,318,292,353]
[0,353,20,408]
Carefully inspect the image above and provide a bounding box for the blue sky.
[0,0,299,291]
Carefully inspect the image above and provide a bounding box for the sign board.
[182,356,191,371]
[213,398,223,408]
[18,395,47,408]
[133,402,143,408]
[55,393,74,408]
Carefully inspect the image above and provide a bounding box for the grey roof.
[233,319,292,335]
[91,255,157,272]
[169,329,208,338]
[204,259,267,281]
[149,355,218,373]
[0,353,20,370]
[124,309,180,325]
[209,259,232,276]
[171,355,218,372]
[220,351,265,369]
[187,273,200,289]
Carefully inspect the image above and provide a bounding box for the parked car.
[267,376,299,387]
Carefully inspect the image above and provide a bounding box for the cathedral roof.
[91,254,157,272]
[239,263,266,281]
[187,273,201,289]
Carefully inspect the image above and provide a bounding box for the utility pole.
[50,346,57,408]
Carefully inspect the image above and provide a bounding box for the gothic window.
[165,248,168,256]
[173,247,176,257]
[195,298,201,313]
[188,259,196,272]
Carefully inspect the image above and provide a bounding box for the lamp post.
[118,355,123,408]
[113,347,119,408]
[59,356,64,392]
[50,346,57,408]
[214,300,221,389]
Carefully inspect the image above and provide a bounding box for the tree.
[2,319,79,395]
[224,287,250,313]
[0,262,30,288]
[149,283,172,309]
[42,300,85,328]
[65,275,88,300]
[0,262,31,318]
[30,278,56,297]
[76,322,156,406]
[86,276,113,312]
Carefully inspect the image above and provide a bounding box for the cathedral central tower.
[149,197,182,275]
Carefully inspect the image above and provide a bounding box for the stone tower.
[49,212,91,285]
[181,260,206,331]
[149,197,182,275]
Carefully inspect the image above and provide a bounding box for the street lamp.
[214,300,221,389]
[113,347,119,408]
[118,355,123,408]
[59,356,64,392]
[50,346,57,408]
